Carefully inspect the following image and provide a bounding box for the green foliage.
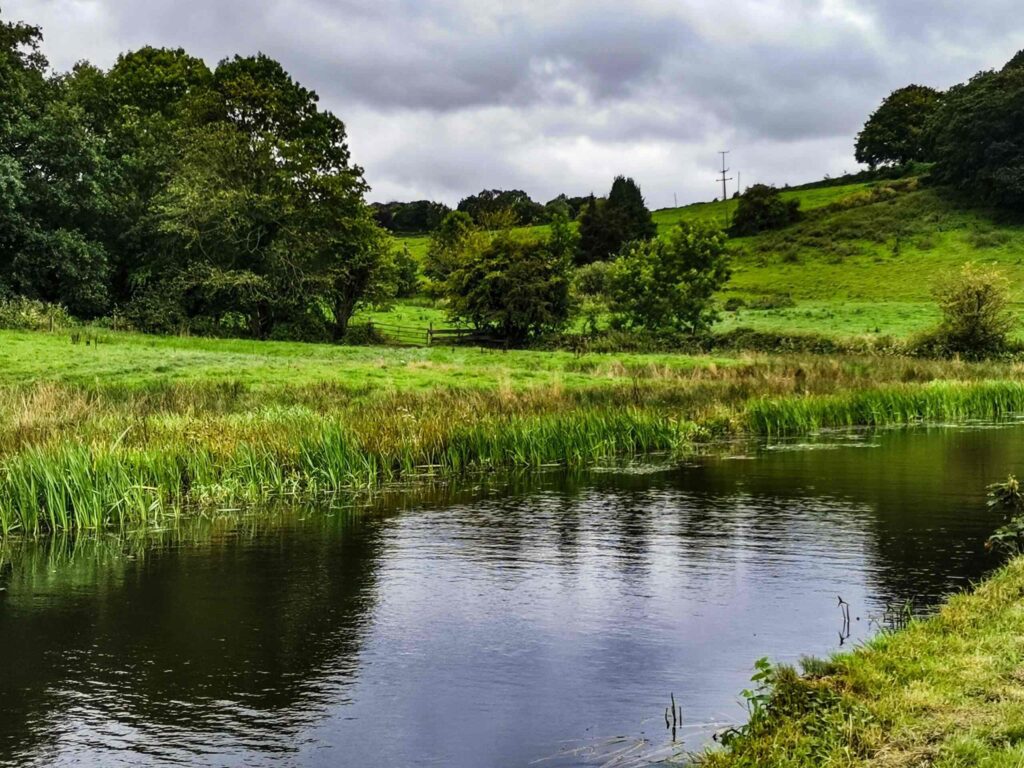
[607,222,731,335]
[985,476,1024,556]
[578,176,657,264]
[855,84,943,169]
[731,184,801,236]
[457,189,545,226]
[445,230,572,344]
[372,200,451,233]
[424,210,484,291]
[544,193,590,220]
[0,298,72,330]
[930,52,1024,208]
[924,263,1015,358]
[393,247,420,298]
[0,14,390,341]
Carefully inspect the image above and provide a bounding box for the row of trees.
[0,12,393,340]
[855,49,1024,209]
[373,191,597,234]
[422,177,731,343]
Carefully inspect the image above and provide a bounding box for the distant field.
[385,179,1024,342]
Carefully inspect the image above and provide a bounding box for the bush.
[607,222,731,335]
[746,293,796,311]
[922,263,1016,358]
[393,247,420,298]
[730,184,801,236]
[0,298,74,330]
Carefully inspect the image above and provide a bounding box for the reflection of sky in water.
[0,424,1015,767]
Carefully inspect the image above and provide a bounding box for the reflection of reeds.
[0,356,1022,535]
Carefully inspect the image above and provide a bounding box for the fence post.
[428,322,433,347]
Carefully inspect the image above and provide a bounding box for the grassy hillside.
[385,178,1024,342]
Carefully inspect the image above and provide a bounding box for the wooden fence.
[358,321,504,348]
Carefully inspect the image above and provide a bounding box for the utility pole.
[718,150,733,226]
[737,171,741,197]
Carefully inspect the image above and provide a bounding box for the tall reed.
[2,364,1024,536]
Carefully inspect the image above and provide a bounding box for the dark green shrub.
[731,184,801,236]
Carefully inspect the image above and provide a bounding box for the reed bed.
[745,380,1024,436]
[0,353,1022,536]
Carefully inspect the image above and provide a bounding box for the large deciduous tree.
[445,229,571,345]
[929,54,1024,208]
[855,85,942,170]
[154,54,391,339]
[0,15,113,316]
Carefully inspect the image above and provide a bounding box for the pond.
[0,424,1017,767]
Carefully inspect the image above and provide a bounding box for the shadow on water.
[0,424,1018,767]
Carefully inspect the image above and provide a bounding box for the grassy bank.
[2,329,1024,534]
[699,555,1024,767]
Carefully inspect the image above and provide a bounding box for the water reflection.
[0,425,1017,767]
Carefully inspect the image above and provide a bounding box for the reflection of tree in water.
[0,506,390,763]
[0,474,598,764]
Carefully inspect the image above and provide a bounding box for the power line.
[717,150,733,225]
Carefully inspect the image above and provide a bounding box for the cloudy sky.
[5,1,1022,208]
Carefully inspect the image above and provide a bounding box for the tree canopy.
[928,56,1024,208]
[855,85,943,170]
[0,10,392,340]
[578,177,656,264]
[445,227,572,345]
[730,184,801,236]
[457,189,546,227]
[608,223,730,335]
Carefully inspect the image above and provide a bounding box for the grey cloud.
[7,0,1024,206]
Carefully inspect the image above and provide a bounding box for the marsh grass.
[1,350,1023,535]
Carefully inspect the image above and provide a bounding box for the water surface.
[0,425,1016,766]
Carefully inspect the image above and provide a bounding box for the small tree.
[932,263,1014,357]
[730,184,801,236]
[577,176,656,263]
[393,246,420,298]
[608,222,730,334]
[855,84,942,170]
[445,230,571,344]
[424,210,482,289]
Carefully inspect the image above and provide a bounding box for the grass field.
[384,178,1024,343]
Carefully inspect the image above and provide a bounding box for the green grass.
[699,554,1024,767]
[0,329,726,389]
[652,182,875,232]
